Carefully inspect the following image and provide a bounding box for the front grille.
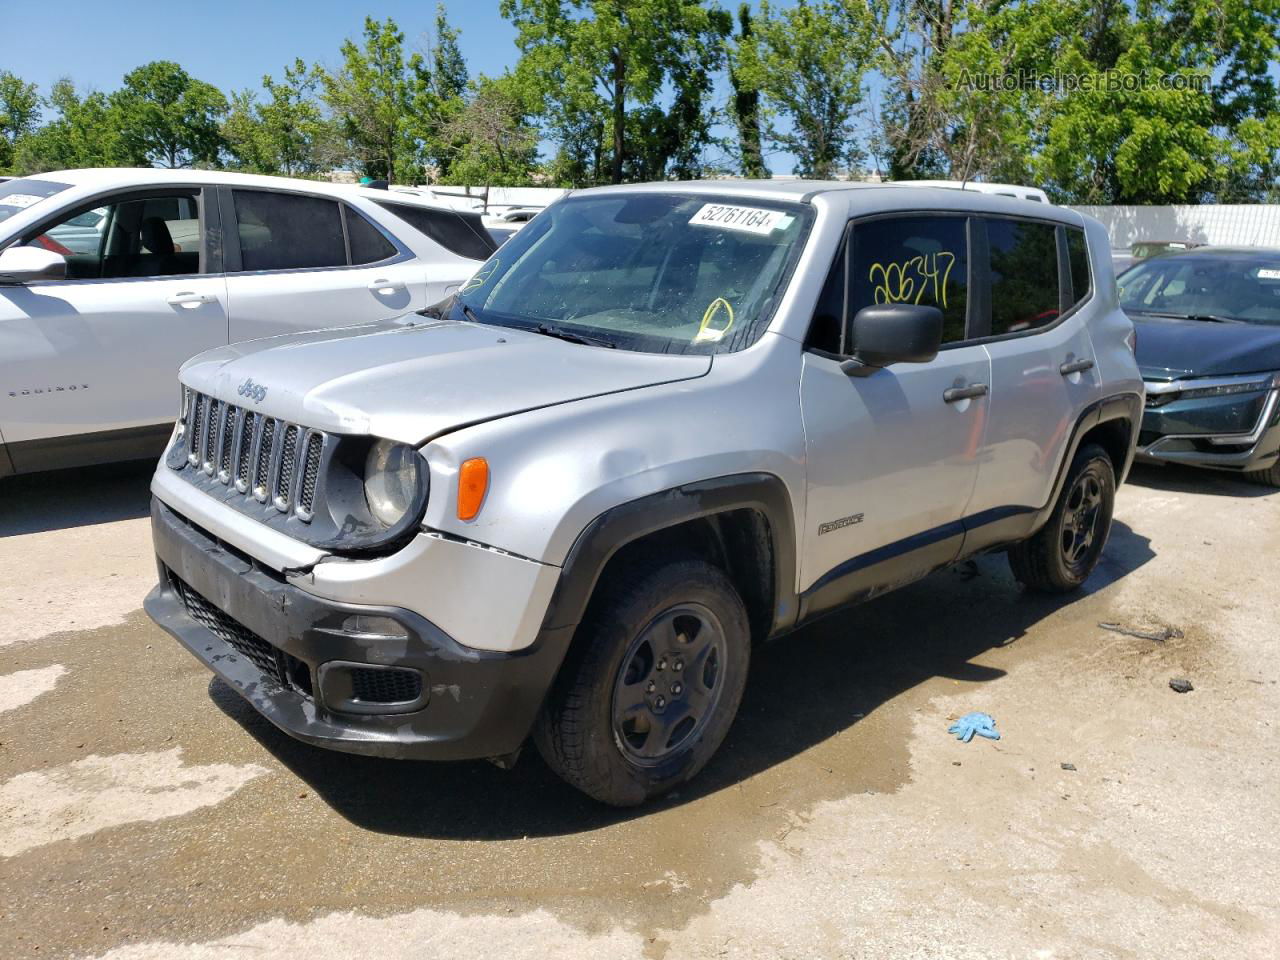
[254,417,276,496]
[203,399,220,473]
[275,424,300,507]
[172,576,286,686]
[218,403,237,479]
[298,432,323,516]
[236,412,256,489]
[187,392,206,464]
[350,667,422,704]
[175,390,327,521]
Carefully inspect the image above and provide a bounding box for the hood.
[180,316,712,444]
[1131,315,1280,380]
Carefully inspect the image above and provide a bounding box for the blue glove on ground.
[948,712,1000,743]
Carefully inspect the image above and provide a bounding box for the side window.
[343,206,398,265]
[1066,226,1091,307]
[232,190,345,272]
[987,218,1060,335]
[849,216,969,343]
[26,192,201,280]
[373,201,497,261]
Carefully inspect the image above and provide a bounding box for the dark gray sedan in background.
[1122,247,1280,486]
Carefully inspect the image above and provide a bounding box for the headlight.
[1178,375,1277,400]
[363,440,421,527]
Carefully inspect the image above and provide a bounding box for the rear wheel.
[1009,443,1115,593]
[534,557,750,806]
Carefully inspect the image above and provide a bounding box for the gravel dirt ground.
[0,459,1276,960]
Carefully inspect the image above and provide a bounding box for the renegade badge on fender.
[144,182,1142,806]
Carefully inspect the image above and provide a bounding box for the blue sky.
[3,1,520,94]
[4,0,804,174]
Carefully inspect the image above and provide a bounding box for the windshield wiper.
[1129,310,1244,324]
[530,323,616,348]
[460,303,483,325]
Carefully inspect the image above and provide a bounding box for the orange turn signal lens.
[457,457,489,521]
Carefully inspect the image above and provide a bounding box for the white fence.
[404,182,1280,250]
[1067,204,1280,248]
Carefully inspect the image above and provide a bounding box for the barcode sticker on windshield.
[1258,268,1280,280]
[689,203,789,235]
[0,194,45,209]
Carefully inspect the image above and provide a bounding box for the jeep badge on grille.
[238,378,268,403]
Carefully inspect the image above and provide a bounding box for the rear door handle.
[166,292,216,308]
[943,383,989,403]
[368,278,407,294]
[1060,358,1095,376]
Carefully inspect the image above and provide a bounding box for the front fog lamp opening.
[363,439,422,527]
[340,615,410,640]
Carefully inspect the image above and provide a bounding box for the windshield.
[0,178,72,226]
[452,192,812,353]
[1119,253,1280,325]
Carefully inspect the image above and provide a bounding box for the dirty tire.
[1009,443,1115,593]
[1243,459,1280,487]
[534,557,750,807]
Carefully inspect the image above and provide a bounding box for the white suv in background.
[0,169,495,476]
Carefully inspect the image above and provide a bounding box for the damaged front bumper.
[1136,378,1280,473]
[145,498,572,761]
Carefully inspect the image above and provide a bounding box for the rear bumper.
[1137,388,1280,473]
[145,498,573,760]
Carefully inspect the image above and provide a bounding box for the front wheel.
[1243,459,1280,488]
[534,557,750,806]
[1009,443,1116,593]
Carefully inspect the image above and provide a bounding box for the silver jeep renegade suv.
[145,181,1143,805]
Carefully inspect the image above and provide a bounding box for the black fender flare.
[1032,390,1143,530]
[539,472,800,637]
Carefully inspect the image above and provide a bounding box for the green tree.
[502,0,728,184]
[13,79,140,173]
[224,60,338,176]
[727,4,768,178]
[411,4,473,180]
[742,0,878,178]
[441,74,540,186]
[0,71,41,172]
[429,3,470,102]
[323,17,423,182]
[111,61,228,167]
[870,0,1280,203]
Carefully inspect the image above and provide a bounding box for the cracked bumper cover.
[1136,388,1280,472]
[145,498,574,760]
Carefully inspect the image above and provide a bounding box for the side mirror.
[841,303,943,377]
[0,246,67,285]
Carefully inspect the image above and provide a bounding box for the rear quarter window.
[1067,226,1091,306]
[374,201,497,261]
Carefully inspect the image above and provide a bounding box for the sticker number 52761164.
[689,203,791,236]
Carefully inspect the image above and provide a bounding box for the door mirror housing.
[0,246,67,285]
[840,303,943,377]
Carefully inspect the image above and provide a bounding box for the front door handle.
[1060,358,1095,376]
[943,383,989,403]
[166,292,216,308]
[368,278,407,294]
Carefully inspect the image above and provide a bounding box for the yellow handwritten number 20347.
[868,251,956,309]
